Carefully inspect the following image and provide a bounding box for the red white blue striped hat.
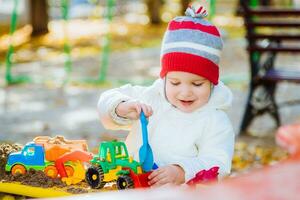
[160,4,223,85]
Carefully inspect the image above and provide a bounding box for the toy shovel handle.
[140,111,149,144]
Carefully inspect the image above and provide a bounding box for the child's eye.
[170,81,180,86]
[193,82,203,87]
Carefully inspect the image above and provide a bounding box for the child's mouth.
[179,100,194,106]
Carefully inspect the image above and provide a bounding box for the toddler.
[98,4,235,187]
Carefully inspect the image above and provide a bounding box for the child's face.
[165,71,211,113]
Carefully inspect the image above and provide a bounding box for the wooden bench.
[240,0,300,133]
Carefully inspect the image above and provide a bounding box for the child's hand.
[115,100,153,120]
[148,165,185,187]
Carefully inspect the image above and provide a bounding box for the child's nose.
[180,86,193,97]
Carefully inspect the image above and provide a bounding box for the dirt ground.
[0,143,85,195]
[0,143,117,197]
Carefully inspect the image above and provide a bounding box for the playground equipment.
[5,136,90,185]
[4,0,220,86]
[85,140,151,190]
[5,0,31,84]
[209,0,216,20]
[5,0,115,85]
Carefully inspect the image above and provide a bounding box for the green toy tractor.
[85,141,149,190]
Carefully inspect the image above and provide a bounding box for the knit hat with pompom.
[160,3,223,85]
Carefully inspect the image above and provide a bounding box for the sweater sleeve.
[97,83,148,130]
[175,111,235,182]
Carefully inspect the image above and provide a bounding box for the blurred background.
[0,0,300,174]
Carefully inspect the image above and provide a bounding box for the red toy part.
[187,166,219,186]
[134,171,151,188]
[55,150,93,178]
[125,168,151,188]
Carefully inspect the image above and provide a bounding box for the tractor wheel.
[44,165,58,178]
[65,165,74,177]
[11,164,26,175]
[85,166,106,189]
[116,175,134,190]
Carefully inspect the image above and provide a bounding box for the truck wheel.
[86,166,106,189]
[44,165,58,178]
[117,175,134,190]
[11,164,26,175]
[65,165,74,177]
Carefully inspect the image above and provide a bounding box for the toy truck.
[85,141,150,190]
[5,136,90,182]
